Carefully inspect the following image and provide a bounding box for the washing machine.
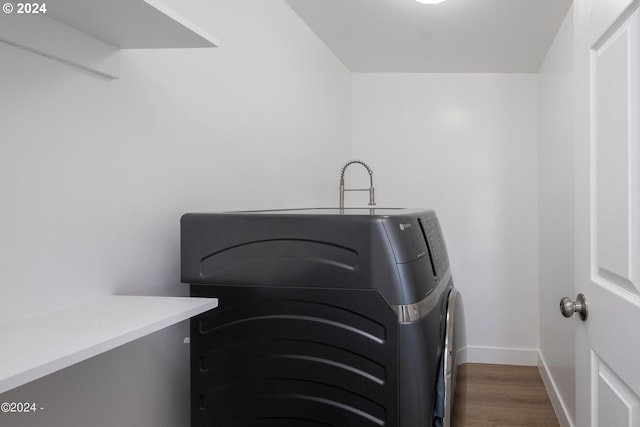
[181,208,462,427]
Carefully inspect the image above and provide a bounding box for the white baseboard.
[457,345,539,366]
[538,352,575,427]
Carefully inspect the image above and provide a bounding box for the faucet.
[339,160,376,209]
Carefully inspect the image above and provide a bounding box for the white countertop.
[0,295,217,394]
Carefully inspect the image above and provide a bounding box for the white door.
[574,0,640,426]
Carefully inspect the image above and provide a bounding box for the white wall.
[351,73,540,364]
[0,0,350,425]
[537,7,575,426]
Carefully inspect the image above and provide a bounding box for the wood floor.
[451,363,560,427]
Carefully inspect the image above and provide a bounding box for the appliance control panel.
[419,215,449,277]
[381,216,429,264]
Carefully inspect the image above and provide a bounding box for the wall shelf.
[0,295,218,395]
[46,0,220,49]
[0,0,219,79]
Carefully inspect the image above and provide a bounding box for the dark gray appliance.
[181,208,461,427]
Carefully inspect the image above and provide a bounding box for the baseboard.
[457,345,539,366]
[538,352,575,427]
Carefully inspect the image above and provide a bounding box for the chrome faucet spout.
[339,160,376,209]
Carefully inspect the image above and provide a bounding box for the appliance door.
[442,288,463,427]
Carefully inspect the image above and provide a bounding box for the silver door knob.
[560,293,588,321]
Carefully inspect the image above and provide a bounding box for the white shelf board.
[46,0,220,49]
[0,295,218,395]
[0,0,218,79]
[0,13,120,79]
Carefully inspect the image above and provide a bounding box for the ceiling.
[284,0,572,73]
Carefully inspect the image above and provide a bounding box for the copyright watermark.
[2,3,47,13]
[1,402,44,413]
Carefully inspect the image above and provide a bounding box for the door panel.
[590,0,636,44]
[593,6,640,294]
[589,283,640,397]
[594,356,640,427]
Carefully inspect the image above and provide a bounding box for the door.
[574,0,640,426]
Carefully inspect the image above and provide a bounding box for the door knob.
[560,293,588,321]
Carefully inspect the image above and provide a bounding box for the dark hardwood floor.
[451,363,560,426]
